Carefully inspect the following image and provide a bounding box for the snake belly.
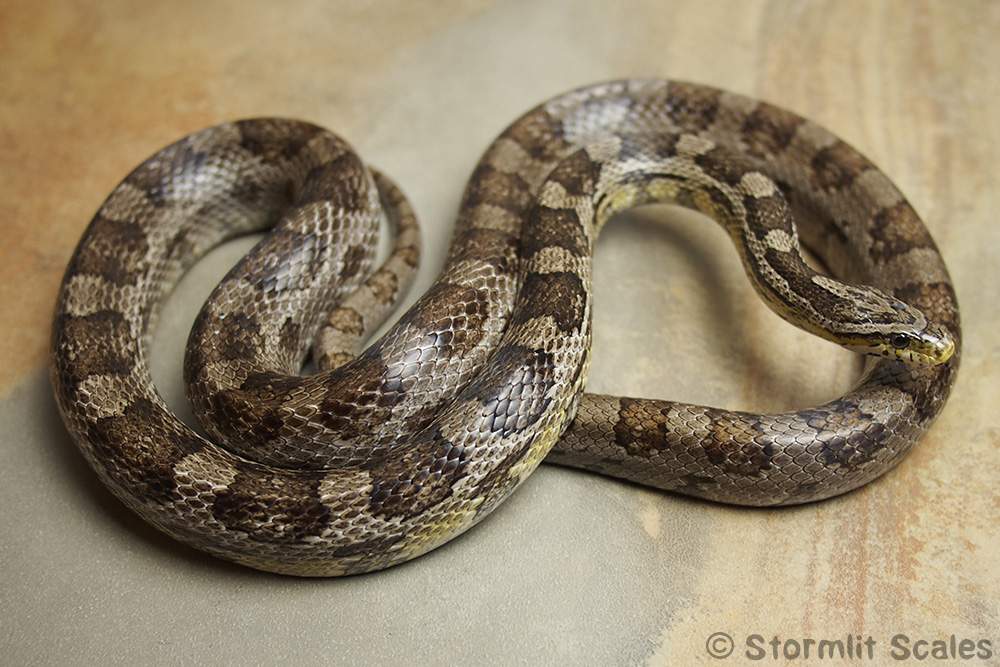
[50,80,960,576]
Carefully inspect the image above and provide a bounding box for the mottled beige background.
[1,1,996,665]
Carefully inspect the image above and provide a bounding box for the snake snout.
[921,323,956,365]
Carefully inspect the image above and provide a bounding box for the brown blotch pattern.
[521,207,588,258]
[211,469,331,543]
[74,215,149,286]
[512,271,587,333]
[869,202,937,264]
[810,141,874,190]
[367,268,399,305]
[612,398,678,459]
[236,119,325,161]
[184,310,265,388]
[462,165,533,214]
[699,183,737,219]
[278,316,301,358]
[447,227,517,272]
[207,371,300,448]
[503,108,568,162]
[339,243,368,280]
[316,350,400,439]
[463,344,556,436]
[55,311,135,383]
[397,244,420,268]
[87,399,191,505]
[295,153,369,210]
[366,426,467,520]
[741,102,804,158]
[743,193,793,234]
[326,306,365,337]
[666,81,721,130]
[408,282,487,329]
[694,147,750,186]
[702,412,772,476]
[318,351,356,373]
[219,313,264,361]
[547,150,601,196]
[802,400,886,468]
[760,246,851,317]
[396,281,491,361]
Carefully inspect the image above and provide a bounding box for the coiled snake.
[51,80,960,576]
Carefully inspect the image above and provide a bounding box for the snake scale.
[51,80,960,576]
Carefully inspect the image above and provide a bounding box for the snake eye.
[890,334,909,349]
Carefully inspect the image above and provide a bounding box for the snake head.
[839,301,956,366]
[876,320,955,366]
[818,280,956,366]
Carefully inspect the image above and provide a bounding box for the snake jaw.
[916,323,956,365]
[876,322,955,366]
[839,322,955,366]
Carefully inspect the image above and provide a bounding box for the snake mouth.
[843,327,955,366]
[882,325,955,366]
[916,323,956,365]
[925,334,956,365]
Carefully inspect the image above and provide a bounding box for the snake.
[50,80,960,576]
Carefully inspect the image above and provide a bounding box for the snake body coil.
[51,81,959,576]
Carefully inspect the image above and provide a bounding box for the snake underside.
[51,80,960,576]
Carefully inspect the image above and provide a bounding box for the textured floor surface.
[1,1,997,664]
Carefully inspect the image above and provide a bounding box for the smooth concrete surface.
[1,2,997,664]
